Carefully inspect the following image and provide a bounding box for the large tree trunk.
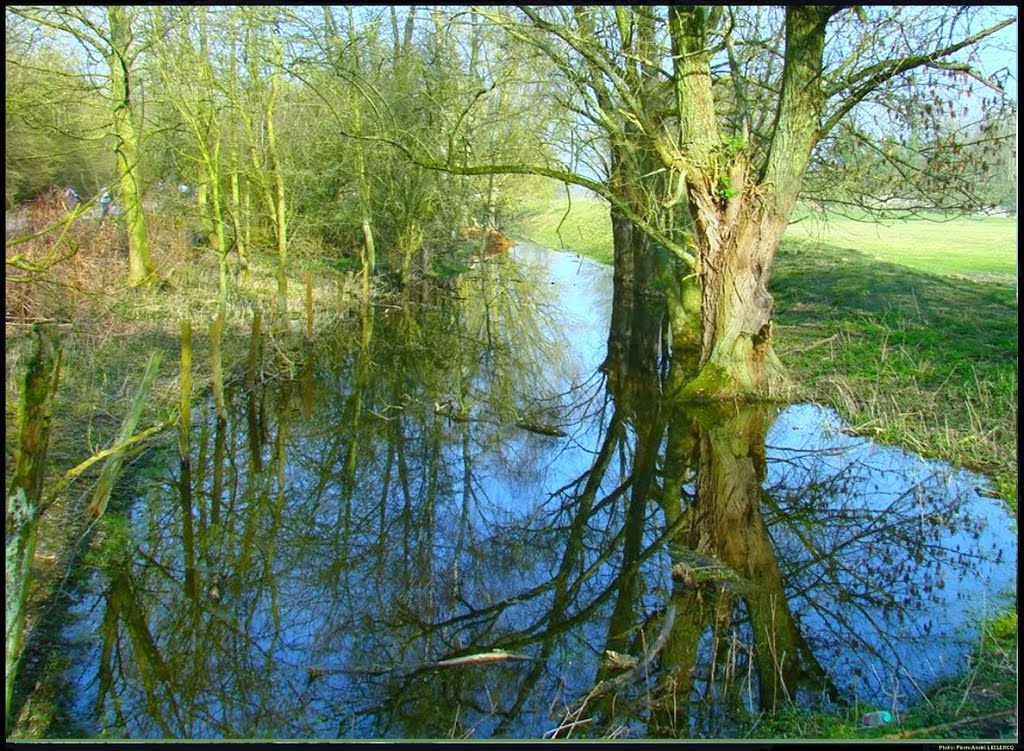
[678,196,788,400]
[665,6,831,401]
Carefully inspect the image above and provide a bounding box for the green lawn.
[511,191,615,265]
[511,190,1017,280]
[785,212,1017,278]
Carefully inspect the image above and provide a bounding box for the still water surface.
[62,241,1016,739]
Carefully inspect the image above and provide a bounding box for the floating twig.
[566,604,677,714]
[309,649,540,679]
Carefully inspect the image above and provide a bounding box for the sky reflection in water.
[61,242,1015,740]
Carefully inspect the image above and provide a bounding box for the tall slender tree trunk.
[229,167,247,279]
[265,49,288,317]
[202,142,228,305]
[107,7,155,287]
[347,7,376,298]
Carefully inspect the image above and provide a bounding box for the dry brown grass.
[5,200,366,737]
[6,199,364,507]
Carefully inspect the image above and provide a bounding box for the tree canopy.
[5,5,1017,395]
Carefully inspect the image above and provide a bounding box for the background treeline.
[8,6,1014,295]
[5,6,557,298]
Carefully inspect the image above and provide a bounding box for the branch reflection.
[64,245,1014,740]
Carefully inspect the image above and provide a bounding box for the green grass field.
[512,190,1016,280]
[786,212,1017,278]
[512,191,615,265]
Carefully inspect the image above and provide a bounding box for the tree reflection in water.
[62,244,1015,740]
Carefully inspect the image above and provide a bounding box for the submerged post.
[305,270,314,341]
[245,308,262,392]
[210,306,226,422]
[179,319,198,597]
[179,320,192,461]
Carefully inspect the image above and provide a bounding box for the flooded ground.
[57,241,1016,739]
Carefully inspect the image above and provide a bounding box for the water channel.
[60,241,1016,739]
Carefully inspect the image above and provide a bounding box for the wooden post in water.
[209,308,227,546]
[245,307,262,391]
[179,320,192,462]
[6,324,61,727]
[303,354,314,419]
[244,308,265,471]
[178,320,198,598]
[210,306,226,422]
[305,270,314,341]
[211,410,226,528]
[192,342,210,553]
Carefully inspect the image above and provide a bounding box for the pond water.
[59,241,1016,739]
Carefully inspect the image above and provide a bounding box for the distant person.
[99,190,112,217]
[63,186,79,211]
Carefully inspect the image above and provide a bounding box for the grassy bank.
[771,238,1017,505]
[736,609,1017,741]
[510,191,1017,740]
[514,190,615,264]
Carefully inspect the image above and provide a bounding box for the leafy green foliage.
[717,174,740,201]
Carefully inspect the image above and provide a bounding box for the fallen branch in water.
[307,649,540,680]
[543,717,593,739]
[570,604,677,711]
[516,420,568,437]
[424,650,539,669]
[881,709,1016,739]
[42,420,171,514]
[545,605,677,739]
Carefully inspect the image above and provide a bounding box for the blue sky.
[975,7,1018,101]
